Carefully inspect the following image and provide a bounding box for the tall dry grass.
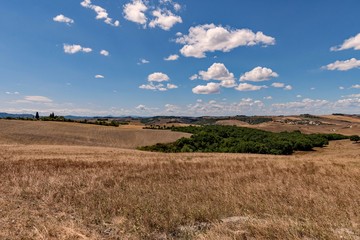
[1,140,359,239]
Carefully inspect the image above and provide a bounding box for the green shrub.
[139,126,348,155]
[350,135,360,142]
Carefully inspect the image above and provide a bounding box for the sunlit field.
[0,120,359,239]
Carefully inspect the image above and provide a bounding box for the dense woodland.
[139,125,349,155]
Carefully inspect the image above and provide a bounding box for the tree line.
[139,125,350,155]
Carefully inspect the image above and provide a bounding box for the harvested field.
[0,120,359,239]
[322,115,360,124]
[0,120,190,148]
[215,120,250,127]
[215,115,360,136]
[251,121,359,135]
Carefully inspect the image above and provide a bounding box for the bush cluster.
[139,125,348,155]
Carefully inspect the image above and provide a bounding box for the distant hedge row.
[139,125,348,155]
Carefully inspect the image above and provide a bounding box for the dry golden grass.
[322,115,360,124]
[215,120,250,127]
[0,120,190,148]
[214,115,360,136]
[245,121,359,136]
[0,144,359,239]
[0,120,360,239]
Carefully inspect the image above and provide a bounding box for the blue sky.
[1,0,359,116]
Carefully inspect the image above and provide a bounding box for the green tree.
[35,112,39,120]
[350,135,360,143]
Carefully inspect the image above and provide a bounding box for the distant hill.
[0,112,34,119]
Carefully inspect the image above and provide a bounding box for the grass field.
[217,116,360,136]
[0,119,359,239]
[0,120,190,148]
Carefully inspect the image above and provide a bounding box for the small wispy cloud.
[5,91,20,95]
[164,54,179,61]
[138,58,150,64]
[53,14,74,25]
[63,44,92,54]
[81,0,120,27]
[100,50,109,56]
[16,96,53,104]
[284,85,293,91]
[235,83,267,91]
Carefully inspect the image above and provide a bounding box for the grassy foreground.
[1,140,359,239]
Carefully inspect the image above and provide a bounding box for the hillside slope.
[0,120,190,148]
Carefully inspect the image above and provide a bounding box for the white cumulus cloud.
[148,72,170,82]
[235,83,267,91]
[167,83,178,89]
[173,3,181,11]
[100,50,109,56]
[53,14,74,25]
[335,97,360,108]
[139,82,177,91]
[139,83,165,91]
[123,0,148,26]
[331,33,360,51]
[82,48,92,53]
[198,63,234,81]
[197,63,236,88]
[63,44,92,54]
[284,85,293,90]
[140,72,177,91]
[189,74,198,80]
[323,58,360,71]
[164,54,179,61]
[240,66,278,82]
[351,84,360,89]
[95,75,105,79]
[272,98,329,110]
[176,24,275,58]
[136,104,147,110]
[271,82,292,90]
[81,0,120,27]
[192,82,221,94]
[271,82,285,88]
[149,9,182,30]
